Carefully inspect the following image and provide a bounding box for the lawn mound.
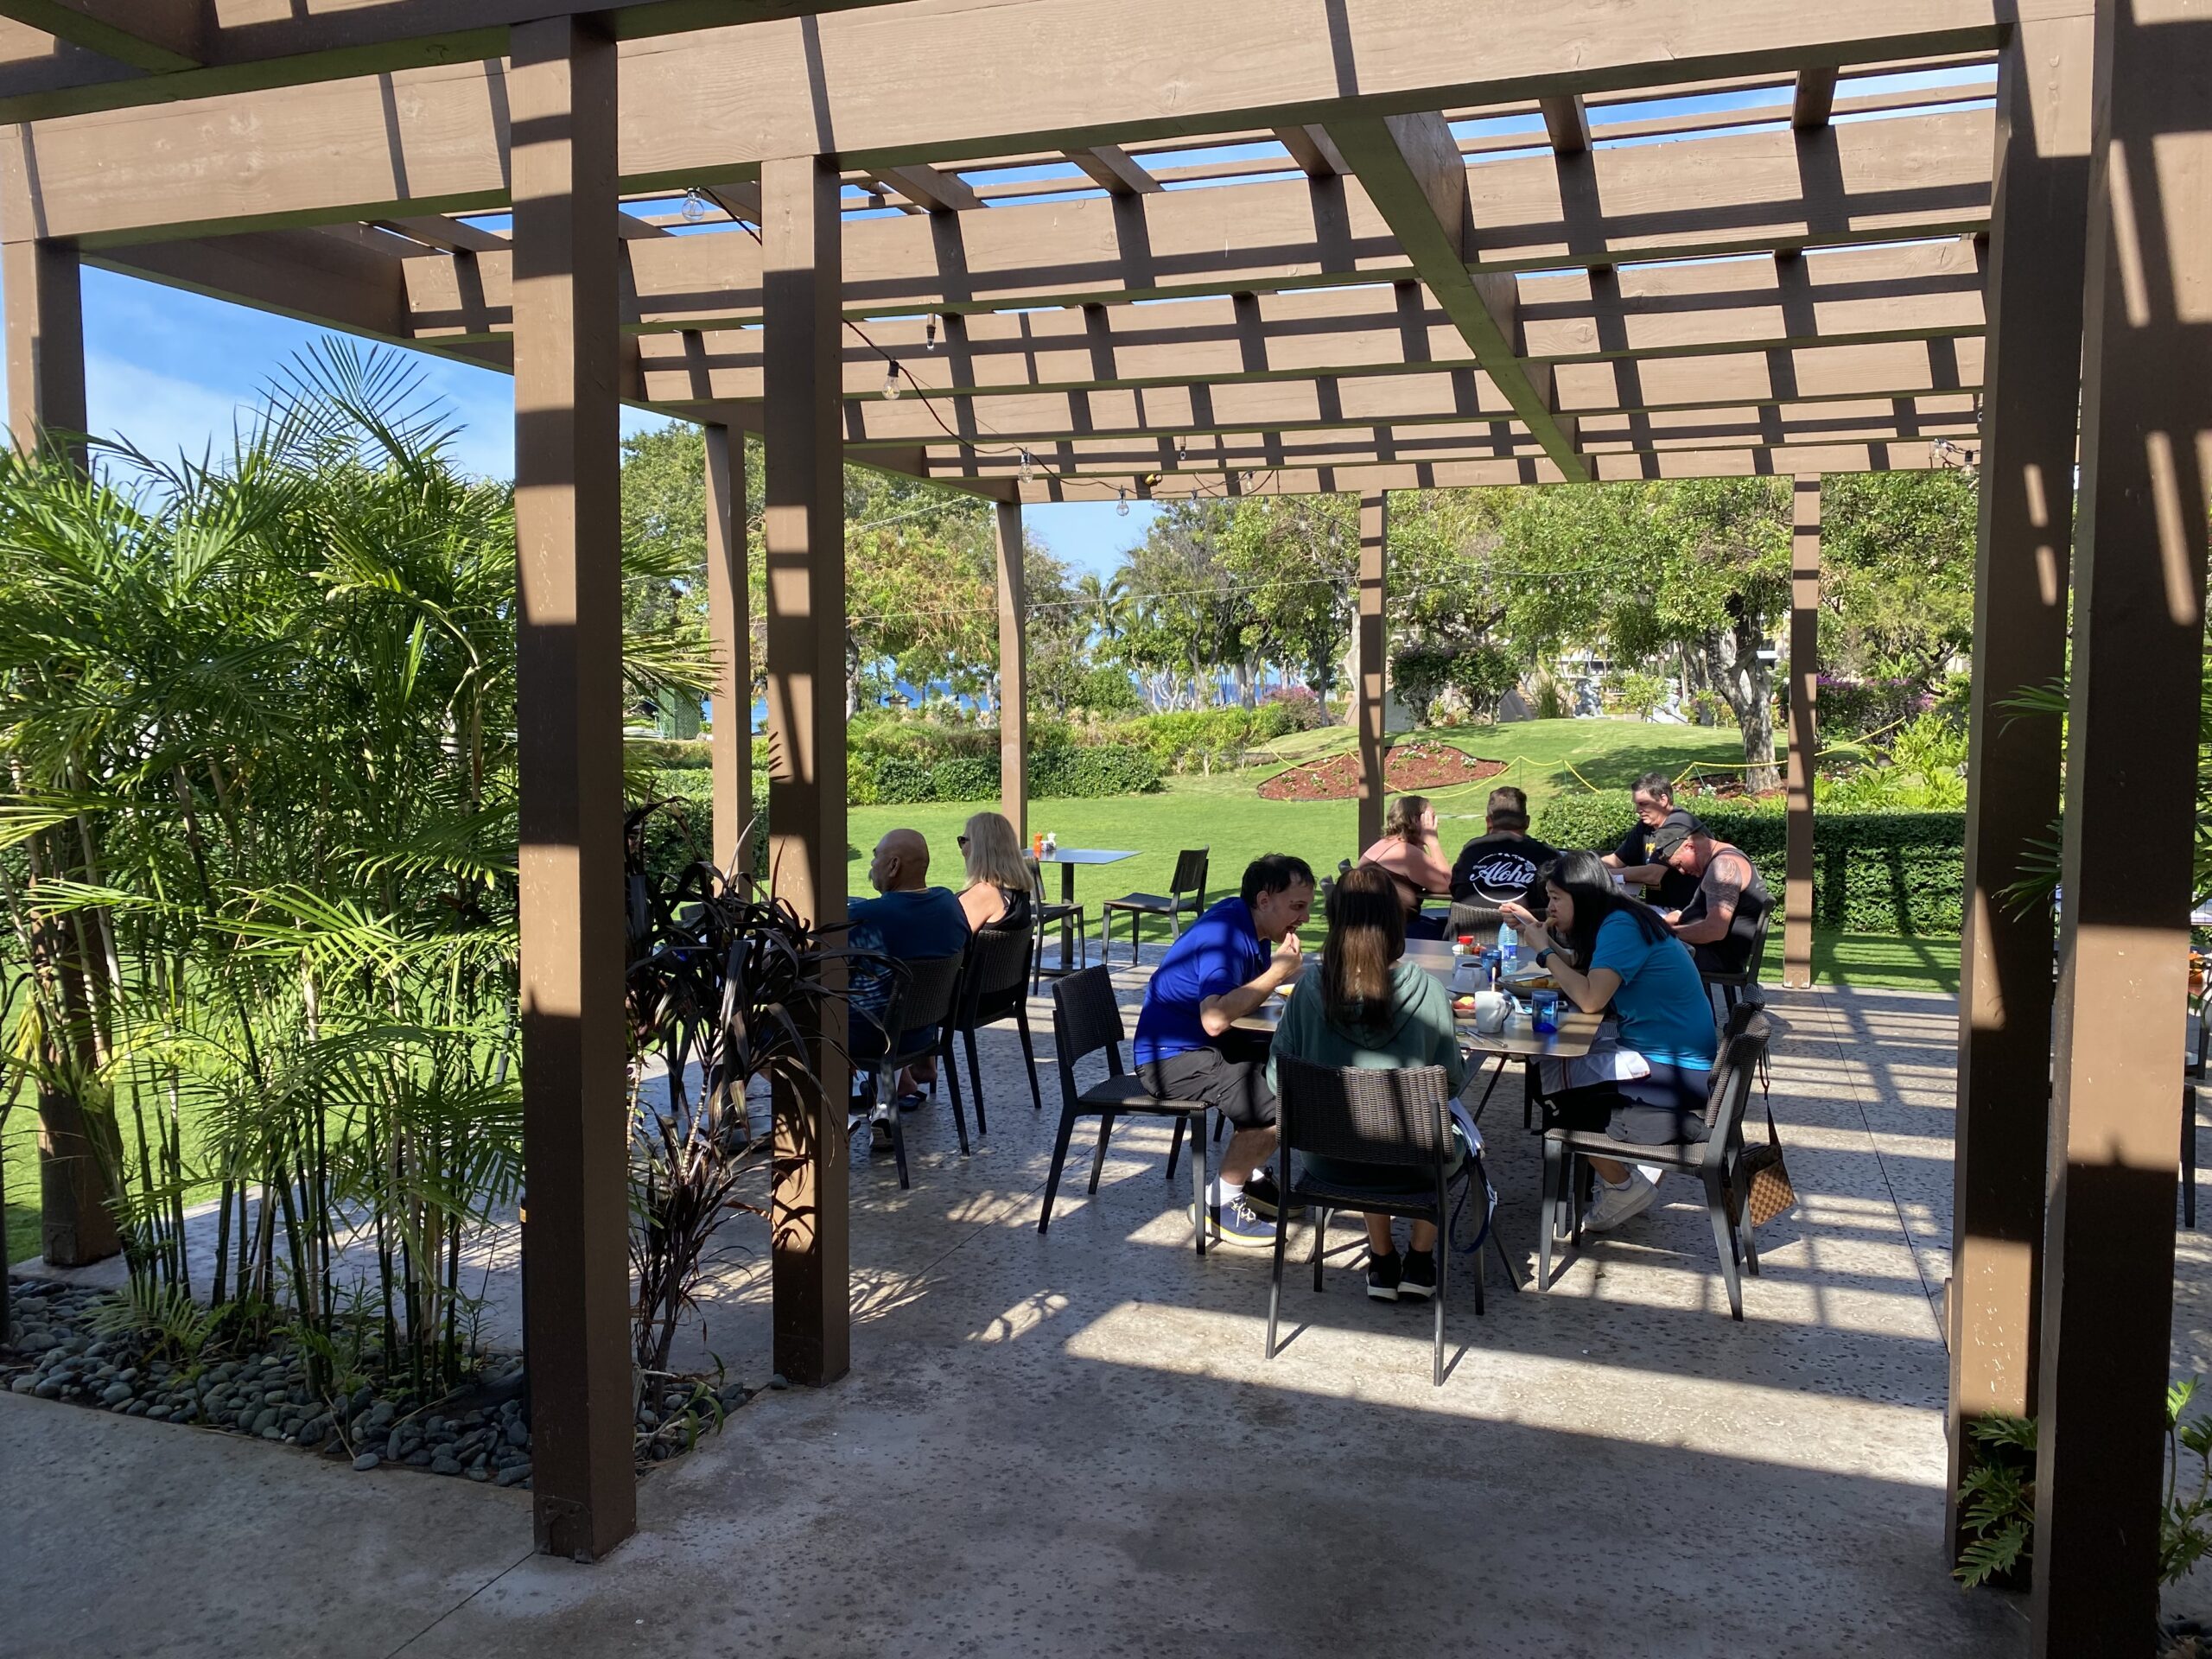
[1257,740,1505,802]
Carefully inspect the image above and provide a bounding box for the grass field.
[3,719,1959,1273]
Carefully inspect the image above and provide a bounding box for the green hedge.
[855,743,1162,806]
[1529,788,1964,936]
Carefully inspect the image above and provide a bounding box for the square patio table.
[1035,847,1140,976]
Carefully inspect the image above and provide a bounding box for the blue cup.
[1532,988,1560,1034]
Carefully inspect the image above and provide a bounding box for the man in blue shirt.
[1134,854,1315,1245]
[848,828,970,1150]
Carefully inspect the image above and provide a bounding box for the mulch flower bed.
[1258,741,1505,803]
[2,1276,753,1486]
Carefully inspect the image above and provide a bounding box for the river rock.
[495,1463,531,1487]
[352,1452,379,1471]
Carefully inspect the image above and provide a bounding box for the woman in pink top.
[1359,793,1453,937]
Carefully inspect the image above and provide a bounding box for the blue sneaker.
[1192,1193,1277,1249]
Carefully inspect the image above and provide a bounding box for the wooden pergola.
[0,3,2203,1649]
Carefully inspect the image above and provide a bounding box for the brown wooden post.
[508,14,635,1563]
[1357,492,1388,852]
[2,223,116,1267]
[995,497,1028,842]
[1945,11,2093,1560]
[2032,1,2212,1647]
[1783,475,1820,989]
[705,423,753,874]
[762,152,851,1389]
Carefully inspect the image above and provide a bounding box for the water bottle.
[1497,921,1519,976]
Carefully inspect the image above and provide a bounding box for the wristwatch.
[1535,946,1554,968]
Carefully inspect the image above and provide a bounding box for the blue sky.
[0,66,1989,581]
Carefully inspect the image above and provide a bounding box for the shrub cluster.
[1529,788,1963,936]
[1110,704,1317,773]
[855,743,1161,806]
[1803,675,1936,741]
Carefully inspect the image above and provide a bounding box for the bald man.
[848,827,971,1147]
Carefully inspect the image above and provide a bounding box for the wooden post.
[1357,492,1388,852]
[2032,1,2212,1647]
[508,14,635,1563]
[995,497,1027,842]
[1783,475,1819,989]
[1945,11,2093,1560]
[705,423,752,874]
[762,152,851,1389]
[3,226,115,1268]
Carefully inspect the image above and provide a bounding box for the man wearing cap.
[1651,814,1774,976]
[1602,772,1701,912]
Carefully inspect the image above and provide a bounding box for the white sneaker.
[1583,1173,1659,1232]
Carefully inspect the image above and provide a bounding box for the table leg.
[1060,862,1077,972]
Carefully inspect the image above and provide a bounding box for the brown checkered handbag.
[1738,1050,1796,1229]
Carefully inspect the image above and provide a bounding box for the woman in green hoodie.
[1267,865,1470,1301]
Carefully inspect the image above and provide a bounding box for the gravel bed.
[3,1277,753,1488]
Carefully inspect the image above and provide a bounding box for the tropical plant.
[0,340,709,1397]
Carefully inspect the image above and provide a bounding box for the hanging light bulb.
[924,315,940,352]
[882,360,903,401]
[680,188,709,224]
[1116,489,1131,518]
[1018,449,1035,482]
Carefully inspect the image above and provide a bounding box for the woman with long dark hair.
[1267,865,1469,1302]
[1497,849,1717,1232]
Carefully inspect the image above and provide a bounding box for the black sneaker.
[1398,1247,1437,1300]
[1242,1171,1306,1220]
[1366,1249,1402,1301]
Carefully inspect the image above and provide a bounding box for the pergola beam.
[1792,67,1841,129]
[1065,146,1161,196]
[0,1,201,71]
[381,113,1993,340]
[1539,94,1592,155]
[2,3,2044,240]
[1319,111,1586,478]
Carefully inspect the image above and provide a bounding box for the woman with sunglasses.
[957,810,1034,933]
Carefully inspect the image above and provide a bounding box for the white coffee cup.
[1471,990,1509,1034]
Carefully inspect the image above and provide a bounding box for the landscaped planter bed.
[1257,740,1505,802]
[2,1276,751,1487]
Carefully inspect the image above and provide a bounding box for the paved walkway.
[13,973,2204,1656]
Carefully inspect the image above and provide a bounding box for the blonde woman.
[957,810,1035,932]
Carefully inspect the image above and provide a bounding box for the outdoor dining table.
[1034,846,1140,975]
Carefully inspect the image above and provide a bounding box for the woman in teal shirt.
[1498,849,1717,1232]
[1267,866,1469,1302]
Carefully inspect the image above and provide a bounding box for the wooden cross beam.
[0,0,200,71]
[1326,111,1587,480]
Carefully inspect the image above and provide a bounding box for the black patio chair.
[1264,1056,1488,1388]
[2186,1007,2208,1229]
[1039,965,1215,1255]
[1699,902,1773,1020]
[1100,848,1210,966]
[1027,854,1089,992]
[1446,900,1507,938]
[852,949,970,1191]
[1536,1005,1772,1319]
[944,919,1043,1132]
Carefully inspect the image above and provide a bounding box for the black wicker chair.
[1027,854,1089,992]
[1537,1005,1772,1319]
[1265,1056,1485,1388]
[852,949,970,1190]
[1100,847,1211,966]
[1445,901,1508,938]
[944,920,1043,1132]
[1699,902,1773,1020]
[2186,1007,2208,1229]
[1040,965,1215,1255]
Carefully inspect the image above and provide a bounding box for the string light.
[1019,449,1035,482]
[680,188,709,223]
[924,315,940,351]
[1115,486,1131,517]
[882,361,903,401]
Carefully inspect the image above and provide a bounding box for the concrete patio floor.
[9,970,2209,1657]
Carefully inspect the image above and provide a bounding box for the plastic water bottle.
[1497,921,1519,976]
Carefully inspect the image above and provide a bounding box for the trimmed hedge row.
[861,743,1162,806]
[1529,788,1964,937]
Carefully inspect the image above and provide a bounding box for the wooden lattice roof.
[0,1,2027,498]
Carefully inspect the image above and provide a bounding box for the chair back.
[1274,1054,1452,1171]
[957,922,1033,1026]
[1699,1005,1772,1143]
[1740,901,1773,981]
[1170,848,1211,901]
[1446,900,1506,938]
[1050,966,1128,1098]
[884,950,966,1060]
